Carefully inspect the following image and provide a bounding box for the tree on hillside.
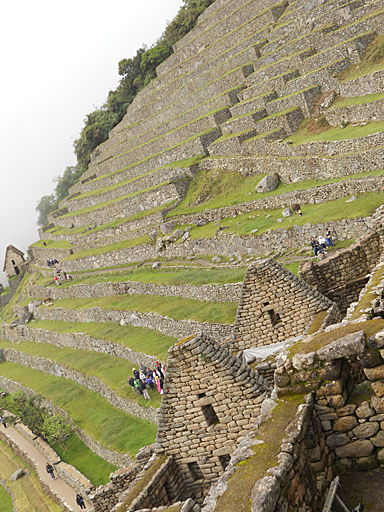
[42,414,74,450]
[36,0,215,226]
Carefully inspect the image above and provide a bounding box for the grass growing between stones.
[0,362,157,455]
[332,91,384,108]
[52,434,117,487]
[170,168,384,216]
[0,340,162,408]
[52,294,238,324]
[0,438,65,512]
[289,319,384,357]
[287,117,384,145]
[183,191,384,240]
[46,267,246,288]
[338,32,384,82]
[28,319,175,361]
[215,395,304,512]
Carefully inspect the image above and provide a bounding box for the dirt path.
[334,468,384,512]
[0,423,92,511]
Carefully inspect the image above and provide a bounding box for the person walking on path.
[46,462,56,480]
[0,416,7,428]
[76,493,86,510]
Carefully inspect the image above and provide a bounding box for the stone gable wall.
[156,332,270,501]
[233,259,335,351]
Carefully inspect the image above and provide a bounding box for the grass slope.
[51,294,238,324]
[52,434,117,487]
[0,362,157,456]
[0,339,161,408]
[29,318,174,361]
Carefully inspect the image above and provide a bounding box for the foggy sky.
[0,0,184,285]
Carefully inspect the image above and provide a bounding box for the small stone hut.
[233,259,334,351]
[3,245,26,278]
[156,332,270,502]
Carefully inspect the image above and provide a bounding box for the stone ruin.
[85,226,384,512]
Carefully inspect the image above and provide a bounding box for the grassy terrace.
[0,339,162,409]
[41,267,246,287]
[53,434,117,486]
[67,234,150,260]
[170,167,384,217]
[180,191,384,240]
[287,117,384,145]
[332,91,384,108]
[28,319,175,361]
[0,438,65,512]
[48,294,238,325]
[0,362,157,456]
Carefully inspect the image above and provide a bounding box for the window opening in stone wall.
[198,392,206,399]
[11,260,15,265]
[187,462,203,482]
[219,454,231,470]
[263,302,282,327]
[202,403,220,426]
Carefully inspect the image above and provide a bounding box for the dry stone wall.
[60,217,375,273]
[300,230,383,314]
[2,323,159,367]
[0,347,159,424]
[28,280,242,304]
[0,375,132,468]
[156,332,270,502]
[275,329,384,471]
[28,305,234,342]
[233,259,335,351]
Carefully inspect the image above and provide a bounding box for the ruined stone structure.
[300,231,383,315]
[3,245,26,278]
[233,259,336,351]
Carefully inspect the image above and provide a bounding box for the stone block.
[326,433,349,449]
[365,365,384,382]
[332,416,358,432]
[352,422,379,439]
[355,402,375,419]
[336,440,374,458]
[318,331,366,361]
[371,380,384,398]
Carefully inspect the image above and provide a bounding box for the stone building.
[155,332,270,502]
[3,245,26,278]
[233,259,335,351]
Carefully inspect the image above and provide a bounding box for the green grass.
[30,240,72,249]
[52,434,117,487]
[51,294,238,324]
[46,266,245,288]
[0,273,31,323]
[170,164,384,217]
[0,438,65,512]
[339,31,384,82]
[332,91,384,108]
[29,319,175,361]
[0,339,161,408]
[0,484,13,512]
[283,262,300,275]
[0,362,157,456]
[183,191,384,240]
[287,118,384,145]
[67,234,150,260]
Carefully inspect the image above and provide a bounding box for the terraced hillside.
[2,0,384,508]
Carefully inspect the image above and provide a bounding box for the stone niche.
[155,332,270,503]
[233,259,335,351]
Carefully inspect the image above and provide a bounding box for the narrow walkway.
[0,423,92,511]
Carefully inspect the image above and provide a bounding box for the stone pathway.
[0,423,92,511]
